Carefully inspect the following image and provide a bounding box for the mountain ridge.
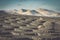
[2,8,60,17]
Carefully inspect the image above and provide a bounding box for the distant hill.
[0,8,60,17]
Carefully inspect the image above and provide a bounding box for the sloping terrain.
[0,11,60,40]
[8,8,60,17]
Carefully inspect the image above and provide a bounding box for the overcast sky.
[0,0,60,12]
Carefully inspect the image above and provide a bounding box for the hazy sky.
[0,0,60,12]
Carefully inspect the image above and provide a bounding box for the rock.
[43,21,55,29]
